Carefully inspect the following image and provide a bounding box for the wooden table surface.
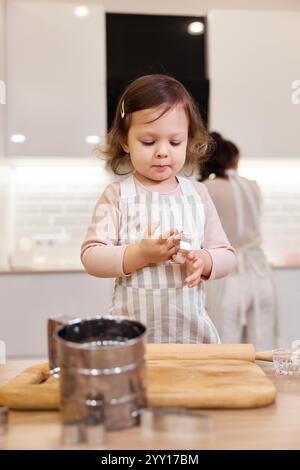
[0,360,300,450]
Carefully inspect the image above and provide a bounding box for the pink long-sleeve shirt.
[81,175,236,280]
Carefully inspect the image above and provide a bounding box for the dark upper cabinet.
[106,13,209,130]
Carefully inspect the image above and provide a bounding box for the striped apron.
[108,174,220,344]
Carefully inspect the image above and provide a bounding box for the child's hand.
[184,251,205,288]
[138,222,180,265]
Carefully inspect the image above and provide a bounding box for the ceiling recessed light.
[74,6,89,18]
[85,135,100,144]
[11,134,26,143]
[187,21,205,35]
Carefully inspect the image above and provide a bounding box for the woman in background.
[199,132,277,350]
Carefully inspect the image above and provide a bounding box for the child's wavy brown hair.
[100,74,211,175]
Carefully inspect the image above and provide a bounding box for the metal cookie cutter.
[63,393,105,446]
[140,408,213,440]
[172,231,192,264]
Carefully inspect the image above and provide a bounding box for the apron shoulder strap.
[177,176,199,197]
[225,170,260,237]
[120,174,136,198]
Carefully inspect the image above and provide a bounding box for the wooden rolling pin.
[146,343,273,362]
[0,363,59,410]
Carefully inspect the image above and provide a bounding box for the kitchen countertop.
[0,360,300,450]
[1,265,299,274]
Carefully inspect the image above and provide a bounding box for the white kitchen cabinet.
[0,272,114,358]
[6,0,106,157]
[0,0,5,157]
[208,10,300,158]
[273,268,300,348]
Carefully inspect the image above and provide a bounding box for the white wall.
[101,0,300,14]
[208,10,300,158]
[0,0,5,157]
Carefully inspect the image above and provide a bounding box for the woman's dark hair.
[198,132,239,181]
[99,74,211,175]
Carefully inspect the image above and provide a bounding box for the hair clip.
[120,100,125,119]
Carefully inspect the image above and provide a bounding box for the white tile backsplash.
[239,159,300,266]
[0,158,299,270]
[3,161,113,270]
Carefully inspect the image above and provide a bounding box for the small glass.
[272,348,300,376]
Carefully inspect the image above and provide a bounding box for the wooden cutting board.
[146,343,259,361]
[0,344,276,410]
[148,359,276,408]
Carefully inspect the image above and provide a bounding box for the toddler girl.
[81,75,236,343]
